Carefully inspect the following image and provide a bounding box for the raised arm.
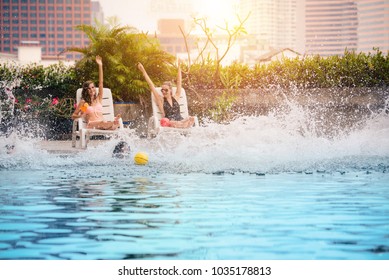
[137,63,164,112]
[96,55,103,102]
[174,59,182,100]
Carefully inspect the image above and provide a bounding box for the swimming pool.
[1,108,388,260]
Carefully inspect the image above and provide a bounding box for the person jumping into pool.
[137,60,195,128]
[112,140,131,159]
[72,55,121,130]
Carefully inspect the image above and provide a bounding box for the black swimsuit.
[163,97,183,121]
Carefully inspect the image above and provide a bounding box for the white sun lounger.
[147,87,199,139]
[72,88,124,148]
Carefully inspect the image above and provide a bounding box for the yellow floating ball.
[134,152,148,165]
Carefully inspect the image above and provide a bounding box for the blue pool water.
[0,168,388,260]
[1,107,388,260]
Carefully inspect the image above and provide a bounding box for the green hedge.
[1,48,388,120]
[1,48,388,135]
[205,48,389,89]
[1,48,388,104]
[0,62,78,100]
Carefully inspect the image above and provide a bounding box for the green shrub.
[1,47,388,130]
[183,48,389,90]
[0,62,77,123]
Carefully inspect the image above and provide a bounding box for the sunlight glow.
[196,0,239,26]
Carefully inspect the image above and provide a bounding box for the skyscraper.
[305,0,358,56]
[239,0,299,51]
[148,0,194,33]
[0,0,93,60]
[357,0,389,53]
[91,0,104,26]
[239,0,388,57]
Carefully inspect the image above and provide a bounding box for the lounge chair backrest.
[72,87,124,148]
[147,86,198,138]
[151,87,189,120]
[76,88,115,128]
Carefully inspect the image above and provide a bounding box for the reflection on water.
[0,168,389,260]
[0,169,184,259]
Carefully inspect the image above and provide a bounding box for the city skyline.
[97,0,389,56]
[97,0,239,33]
[0,0,388,64]
[0,0,92,60]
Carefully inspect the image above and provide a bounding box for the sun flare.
[196,0,238,26]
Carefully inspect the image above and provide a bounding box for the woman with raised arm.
[137,60,195,128]
[72,55,121,130]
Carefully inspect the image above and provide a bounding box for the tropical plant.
[209,68,241,123]
[67,18,175,102]
[0,61,77,100]
[0,62,77,138]
[11,92,74,120]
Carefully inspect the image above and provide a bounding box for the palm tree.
[67,17,175,102]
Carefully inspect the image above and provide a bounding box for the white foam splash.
[142,112,389,173]
[1,100,388,174]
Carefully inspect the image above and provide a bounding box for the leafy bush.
[182,48,389,90]
[208,68,242,123]
[1,62,78,100]
[0,62,77,139]
[1,47,388,135]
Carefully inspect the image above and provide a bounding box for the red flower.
[52,97,59,105]
[26,98,32,103]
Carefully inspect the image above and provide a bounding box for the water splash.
[1,92,388,174]
[145,112,389,174]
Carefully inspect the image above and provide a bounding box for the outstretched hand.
[137,62,145,72]
[96,55,102,66]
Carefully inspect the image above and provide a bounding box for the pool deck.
[35,140,106,154]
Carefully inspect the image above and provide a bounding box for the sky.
[97,0,240,33]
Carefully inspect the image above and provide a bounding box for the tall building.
[305,0,358,56]
[157,19,189,55]
[149,0,194,17]
[239,0,299,51]
[148,0,195,33]
[239,0,388,58]
[0,0,93,60]
[91,0,104,26]
[148,0,196,56]
[357,0,389,53]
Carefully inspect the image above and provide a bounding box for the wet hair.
[81,80,94,104]
[112,141,131,158]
